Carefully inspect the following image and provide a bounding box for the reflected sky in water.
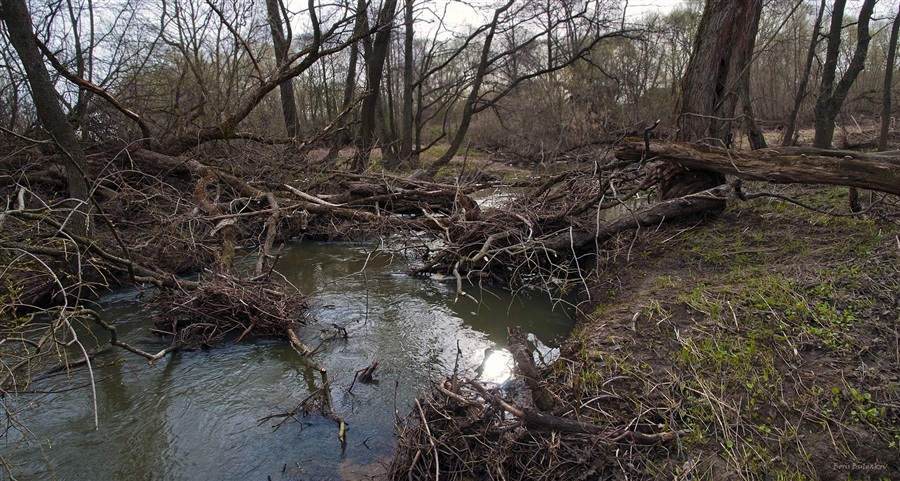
[6,242,574,480]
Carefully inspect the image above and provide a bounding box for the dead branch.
[507,327,554,411]
[618,140,900,196]
[75,308,181,365]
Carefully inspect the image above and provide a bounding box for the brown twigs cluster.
[389,374,684,481]
[148,271,307,349]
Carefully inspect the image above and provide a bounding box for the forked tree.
[660,0,762,199]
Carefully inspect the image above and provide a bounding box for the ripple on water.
[6,242,573,480]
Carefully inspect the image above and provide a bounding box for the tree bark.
[663,0,762,199]
[812,0,876,149]
[619,140,900,197]
[266,0,301,139]
[740,67,766,150]
[1,0,91,236]
[507,327,554,411]
[324,0,368,165]
[674,0,762,144]
[352,0,399,173]
[879,5,900,152]
[782,0,826,147]
[399,0,415,163]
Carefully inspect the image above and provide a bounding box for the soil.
[567,183,900,479]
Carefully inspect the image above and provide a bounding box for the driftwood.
[348,360,378,392]
[618,140,900,196]
[507,327,554,411]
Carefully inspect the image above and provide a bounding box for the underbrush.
[572,184,900,479]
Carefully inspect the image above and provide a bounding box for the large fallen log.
[617,141,900,196]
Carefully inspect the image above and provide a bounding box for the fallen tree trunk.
[543,182,732,253]
[617,141,900,196]
[507,327,554,411]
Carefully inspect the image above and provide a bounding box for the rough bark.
[813,0,876,149]
[619,141,900,196]
[1,0,91,235]
[663,0,762,200]
[674,0,762,144]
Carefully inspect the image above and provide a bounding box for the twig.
[416,398,440,481]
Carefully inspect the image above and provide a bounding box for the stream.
[4,242,574,480]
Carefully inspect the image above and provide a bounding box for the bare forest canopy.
[2,0,900,476]
[0,0,897,160]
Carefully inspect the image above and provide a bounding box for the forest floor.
[562,183,900,480]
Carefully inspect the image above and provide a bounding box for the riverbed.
[5,242,573,480]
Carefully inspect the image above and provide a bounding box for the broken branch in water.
[348,360,378,392]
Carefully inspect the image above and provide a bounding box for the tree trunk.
[507,327,554,411]
[324,0,368,165]
[618,140,900,197]
[782,0,826,147]
[879,5,900,152]
[425,0,514,178]
[675,0,762,144]
[160,0,324,155]
[740,67,766,150]
[352,0,399,173]
[662,0,762,199]
[266,0,301,139]
[399,0,415,163]
[1,0,90,236]
[812,0,876,149]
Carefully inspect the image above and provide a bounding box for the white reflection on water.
[479,349,512,384]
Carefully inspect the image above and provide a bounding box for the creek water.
[6,242,574,480]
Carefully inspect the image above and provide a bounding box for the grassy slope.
[567,184,900,480]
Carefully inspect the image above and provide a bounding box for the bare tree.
[266,0,301,138]
[0,0,90,235]
[424,0,628,177]
[674,0,762,144]
[352,0,399,172]
[812,0,877,149]
[662,0,763,199]
[879,3,900,151]
[782,0,826,146]
[399,0,415,162]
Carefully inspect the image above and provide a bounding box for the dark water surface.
[6,242,573,480]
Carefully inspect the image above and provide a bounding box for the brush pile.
[149,271,307,349]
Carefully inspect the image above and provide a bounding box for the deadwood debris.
[3,138,898,447]
[388,376,685,481]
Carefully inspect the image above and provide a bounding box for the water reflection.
[6,242,574,480]
[479,349,513,384]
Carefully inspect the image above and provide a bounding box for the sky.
[433,0,686,34]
